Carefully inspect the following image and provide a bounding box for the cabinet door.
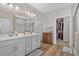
[28,37,32,53]
[0,41,25,56]
[0,45,15,56]
[14,41,25,56]
[31,35,38,51]
[32,35,42,51]
[25,37,28,54]
[32,38,37,51]
[25,36,32,54]
[35,35,42,48]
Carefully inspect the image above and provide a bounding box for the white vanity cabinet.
[31,35,42,51]
[0,34,42,56]
[35,35,42,48]
[13,40,25,56]
[25,34,42,54]
[0,45,15,56]
[25,36,32,54]
[0,37,25,56]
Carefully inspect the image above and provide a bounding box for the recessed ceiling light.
[9,4,13,8]
[15,6,19,10]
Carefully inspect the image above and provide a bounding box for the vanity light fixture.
[30,13,36,17]
[9,4,13,8]
[27,11,36,17]
[30,13,33,16]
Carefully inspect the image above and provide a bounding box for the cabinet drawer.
[0,40,25,56]
[0,45,14,56]
[0,37,25,48]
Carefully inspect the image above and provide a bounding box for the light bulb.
[28,11,30,14]
[33,14,36,16]
[15,6,19,10]
[9,4,13,8]
[31,13,33,16]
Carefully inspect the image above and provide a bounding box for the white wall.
[43,6,71,44]
[63,16,70,42]
[71,4,78,48]
[77,6,79,32]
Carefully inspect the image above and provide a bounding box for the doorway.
[56,16,70,47]
[56,18,63,45]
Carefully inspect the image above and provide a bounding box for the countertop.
[0,33,41,42]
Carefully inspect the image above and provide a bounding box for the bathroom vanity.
[0,33,42,56]
[0,35,25,56]
[0,16,43,56]
[0,2,44,56]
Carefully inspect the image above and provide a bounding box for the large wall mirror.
[0,17,13,34]
[25,23,33,33]
[25,18,35,33]
[0,16,43,35]
[14,17,25,33]
[14,16,35,33]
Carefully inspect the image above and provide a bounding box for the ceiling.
[29,3,72,13]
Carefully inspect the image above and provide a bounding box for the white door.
[63,16,70,42]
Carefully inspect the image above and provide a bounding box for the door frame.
[55,16,70,45]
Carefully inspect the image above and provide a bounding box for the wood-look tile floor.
[40,42,73,56]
